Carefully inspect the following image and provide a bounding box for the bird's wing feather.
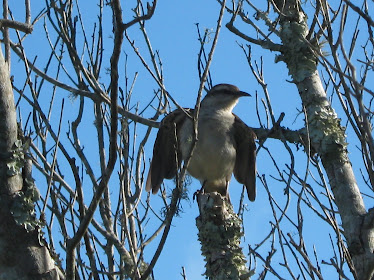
[232,115,257,201]
[146,108,191,194]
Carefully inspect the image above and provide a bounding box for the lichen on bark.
[276,12,317,83]
[307,104,348,163]
[196,193,252,280]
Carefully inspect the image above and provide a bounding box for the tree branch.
[0,19,33,33]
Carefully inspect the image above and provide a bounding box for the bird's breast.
[178,112,236,182]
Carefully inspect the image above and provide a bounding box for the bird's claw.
[193,188,203,201]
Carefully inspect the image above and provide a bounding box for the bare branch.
[0,19,33,33]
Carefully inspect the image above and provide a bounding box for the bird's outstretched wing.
[146,108,191,194]
[232,115,257,201]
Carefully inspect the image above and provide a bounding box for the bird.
[145,83,257,201]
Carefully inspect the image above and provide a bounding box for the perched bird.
[146,84,257,201]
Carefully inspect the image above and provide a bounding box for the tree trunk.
[0,47,64,279]
[277,4,374,279]
[196,192,252,280]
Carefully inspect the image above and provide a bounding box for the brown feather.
[146,109,192,194]
[232,115,257,201]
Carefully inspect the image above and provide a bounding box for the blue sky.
[8,0,373,279]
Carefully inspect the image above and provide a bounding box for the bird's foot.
[193,188,204,201]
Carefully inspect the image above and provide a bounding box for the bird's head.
[202,84,251,112]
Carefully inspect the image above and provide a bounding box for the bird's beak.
[238,91,251,97]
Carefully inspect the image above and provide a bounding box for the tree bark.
[277,4,374,279]
[0,47,64,279]
[196,192,252,280]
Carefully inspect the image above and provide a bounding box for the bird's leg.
[193,180,206,201]
[225,181,231,204]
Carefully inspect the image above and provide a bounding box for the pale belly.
[178,115,236,189]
